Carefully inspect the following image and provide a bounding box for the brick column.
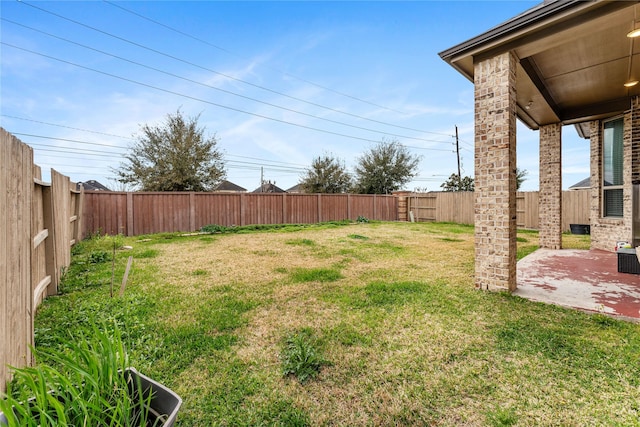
[539,123,562,249]
[631,97,640,185]
[474,51,517,292]
[393,191,411,222]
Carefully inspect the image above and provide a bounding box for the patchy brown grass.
[36,222,640,426]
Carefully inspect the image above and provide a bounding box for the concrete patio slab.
[515,249,640,321]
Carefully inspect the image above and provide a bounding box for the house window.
[603,118,624,217]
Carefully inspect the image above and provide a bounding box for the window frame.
[602,116,624,218]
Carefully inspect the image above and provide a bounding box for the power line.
[11,122,454,170]
[34,153,112,166]
[16,0,454,139]
[25,143,122,158]
[103,0,408,116]
[35,160,112,169]
[226,160,305,173]
[13,128,455,181]
[1,114,134,140]
[1,42,386,145]
[10,128,316,170]
[2,18,449,145]
[5,116,312,167]
[225,153,308,168]
[402,143,453,153]
[11,132,128,151]
[4,42,460,151]
[52,171,113,176]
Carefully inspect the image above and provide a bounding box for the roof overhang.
[439,0,640,132]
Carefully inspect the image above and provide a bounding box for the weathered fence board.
[0,135,7,391]
[407,193,437,222]
[562,189,590,231]
[195,193,242,228]
[32,167,47,307]
[408,190,589,231]
[82,192,398,237]
[84,189,587,237]
[286,194,319,224]
[517,192,539,229]
[436,191,474,224]
[1,128,82,392]
[1,130,33,394]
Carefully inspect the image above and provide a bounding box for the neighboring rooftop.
[286,183,304,193]
[569,177,590,190]
[252,181,286,193]
[214,180,247,192]
[77,180,111,191]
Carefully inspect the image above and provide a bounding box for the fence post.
[50,170,72,291]
[126,192,134,236]
[73,185,84,243]
[373,195,377,219]
[240,193,246,226]
[189,192,196,231]
[41,185,58,296]
[317,194,322,223]
[282,193,287,224]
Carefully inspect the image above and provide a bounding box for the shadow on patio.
[515,249,640,321]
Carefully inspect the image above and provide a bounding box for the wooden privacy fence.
[406,190,590,231]
[1,129,83,392]
[82,192,398,237]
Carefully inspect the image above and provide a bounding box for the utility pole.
[455,125,461,180]
[260,167,264,192]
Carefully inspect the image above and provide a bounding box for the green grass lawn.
[28,222,640,426]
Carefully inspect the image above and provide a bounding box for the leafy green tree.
[440,168,528,192]
[440,174,475,192]
[353,139,421,194]
[116,110,225,191]
[299,154,353,193]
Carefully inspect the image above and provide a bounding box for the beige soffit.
[439,0,640,131]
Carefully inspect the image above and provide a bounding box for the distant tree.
[299,154,353,193]
[353,139,421,194]
[440,168,527,192]
[115,110,225,191]
[440,174,475,192]
[107,178,133,192]
[516,168,528,190]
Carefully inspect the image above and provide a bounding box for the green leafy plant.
[200,224,229,234]
[0,324,159,426]
[356,216,369,223]
[88,250,110,264]
[280,329,330,384]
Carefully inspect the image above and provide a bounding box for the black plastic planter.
[126,368,182,427]
[0,368,182,427]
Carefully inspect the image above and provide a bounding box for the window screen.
[603,118,624,217]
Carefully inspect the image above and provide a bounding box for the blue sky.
[1,1,590,192]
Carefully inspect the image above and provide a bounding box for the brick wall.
[539,123,562,249]
[473,52,517,291]
[590,104,635,251]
